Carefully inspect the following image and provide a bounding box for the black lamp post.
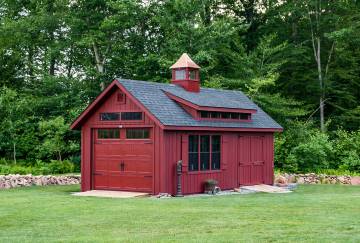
[175,160,183,197]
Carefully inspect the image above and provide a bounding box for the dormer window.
[199,111,251,121]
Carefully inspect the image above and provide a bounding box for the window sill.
[187,170,222,175]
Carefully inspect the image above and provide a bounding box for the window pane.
[211,135,221,170]
[200,111,210,118]
[175,69,186,80]
[189,70,196,80]
[200,136,210,152]
[211,152,220,170]
[188,135,199,171]
[231,113,240,119]
[210,112,220,118]
[212,135,221,152]
[98,129,120,139]
[200,135,210,171]
[221,112,231,119]
[126,129,150,139]
[121,112,142,120]
[240,113,250,120]
[189,153,199,171]
[100,113,120,121]
[200,153,210,170]
[189,135,199,152]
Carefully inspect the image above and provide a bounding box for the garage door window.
[189,135,221,172]
[98,129,120,139]
[126,128,150,139]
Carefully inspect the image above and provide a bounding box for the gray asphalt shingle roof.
[117,79,282,129]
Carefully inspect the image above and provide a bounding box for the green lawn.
[0,185,359,242]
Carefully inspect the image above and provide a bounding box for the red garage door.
[92,128,153,192]
[238,135,265,185]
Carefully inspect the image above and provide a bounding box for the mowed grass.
[0,185,359,242]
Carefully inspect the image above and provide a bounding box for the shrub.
[275,121,319,172]
[333,130,360,172]
[69,155,81,173]
[0,159,75,175]
[48,160,74,174]
[286,132,333,172]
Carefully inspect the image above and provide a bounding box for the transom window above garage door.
[100,112,143,121]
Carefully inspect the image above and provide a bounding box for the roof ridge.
[117,78,248,95]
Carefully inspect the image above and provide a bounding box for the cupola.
[170,53,200,92]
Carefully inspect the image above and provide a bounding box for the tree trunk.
[49,31,56,76]
[58,150,62,162]
[67,46,74,78]
[316,38,325,132]
[308,2,326,132]
[92,42,105,90]
[49,57,56,76]
[13,142,16,165]
[28,47,34,81]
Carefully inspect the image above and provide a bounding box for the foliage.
[0,159,77,175]
[38,117,78,161]
[286,132,333,172]
[0,0,359,172]
[275,121,360,173]
[333,130,360,172]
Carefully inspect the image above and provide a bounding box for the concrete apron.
[238,184,292,193]
[72,190,150,198]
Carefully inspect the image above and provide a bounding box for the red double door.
[92,131,153,192]
[238,136,265,185]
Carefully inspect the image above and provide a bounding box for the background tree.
[0,0,359,173]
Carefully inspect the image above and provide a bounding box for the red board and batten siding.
[162,131,274,195]
[80,87,159,192]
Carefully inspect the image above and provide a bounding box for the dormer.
[170,53,200,92]
[164,91,257,122]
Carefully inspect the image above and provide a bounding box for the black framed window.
[188,135,199,171]
[98,129,120,139]
[100,113,120,121]
[121,112,142,120]
[126,128,150,139]
[188,135,221,172]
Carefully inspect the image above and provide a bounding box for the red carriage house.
[71,53,282,195]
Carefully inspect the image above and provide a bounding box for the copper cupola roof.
[170,53,200,69]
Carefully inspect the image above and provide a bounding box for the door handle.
[120,161,125,171]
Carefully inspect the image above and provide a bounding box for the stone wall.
[274,173,360,185]
[0,174,81,189]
